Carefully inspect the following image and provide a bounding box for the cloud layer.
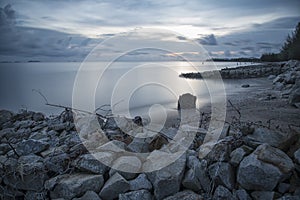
[0,0,299,61]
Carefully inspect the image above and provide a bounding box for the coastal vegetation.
[261,22,300,61]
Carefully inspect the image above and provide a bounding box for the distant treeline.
[260,22,300,62]
[207,57,260,62]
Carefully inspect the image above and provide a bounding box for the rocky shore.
[0,110,300,199]
[180,62,288,79]
[0,60,300,200]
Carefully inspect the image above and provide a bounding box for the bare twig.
[32,89,49,104]
[228,100,241,119]
[4,136,20,158]
[33,89,108,119]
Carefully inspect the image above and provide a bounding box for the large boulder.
[15,139,49,156]
[99,172,130,200]
[49,173,104,200]
[209,162,235,190]
[233,189,251,200]
[237,144,294,191]
[109,156,142,180]
[255,144,294,174]
[230,146,250,167]
[129,174,152,191]
[3,154,48,191]
[182,168,202,192]
[213,185,233,200]
[45,152,70,174]
[244,127,296,151]
[146,154,186,200]
[188,156,211,193]
[73,152,113,174]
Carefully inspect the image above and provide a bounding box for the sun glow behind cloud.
[0,0,299,61]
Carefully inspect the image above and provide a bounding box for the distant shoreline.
[180,61,287,79]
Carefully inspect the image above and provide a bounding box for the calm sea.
[0,61,254,117]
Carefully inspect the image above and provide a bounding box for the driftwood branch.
[4,136,20,158]
[33,89,108,119]
[228,100,241,119]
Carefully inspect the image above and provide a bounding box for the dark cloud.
[196,34,218,45]
[252,16,300,29]
[241,46,255,51]
[0,4,102,61]
[176,36,187,41]
[0,4,15,26]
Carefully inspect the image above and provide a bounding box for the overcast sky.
[0,0,299,61]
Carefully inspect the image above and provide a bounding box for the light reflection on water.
[0,61,253,116]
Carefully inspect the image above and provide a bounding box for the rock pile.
[271,60,300,107]
[0,109,300,199]
[180,62,287,79]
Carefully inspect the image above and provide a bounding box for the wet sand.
[220,78,299,132]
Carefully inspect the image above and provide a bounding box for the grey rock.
[163,190,203,200]
[96,140,127,153]
[16,139,49,156]
[237,153,282,191]
[119,190,153,200]
[161,127,178,140]
[277,195,300,200]
[189,158,211,193]
[251,191,277,200]
[29,131,49,141]
[268,75,276,80]
[48,122,71,132]
[32,112,45,121]
[205,142,230,163]
[233,189,251,200]
[213,185,233,200]
[273,82,285,90]
[109,156,142,180]
[129,174,152,191]
[99,172,130,200]
[127,137,149,153]
[294,148,300,165]
[244,127,296,150]
[0,143,10,155]
[230,147,247,167]
[3,154,48,191]
[255,144,294,174]
[73,191,101,200]
[241,84,250,88]
[45,153,70,174]
[289,88,300,105]
[25,191,46,200]
[0,110,13,126]
[278,182,290,194]
[209,162,235,190]
[50,173,104,200]
[31,121,48,132]
[73,152,113,174]
[147,154,186,200]
[14,120,34,129]
[273,75,285,83]
[182,168,202,192]
[0,128,16,140]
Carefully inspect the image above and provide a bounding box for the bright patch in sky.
[0,0,299,61]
